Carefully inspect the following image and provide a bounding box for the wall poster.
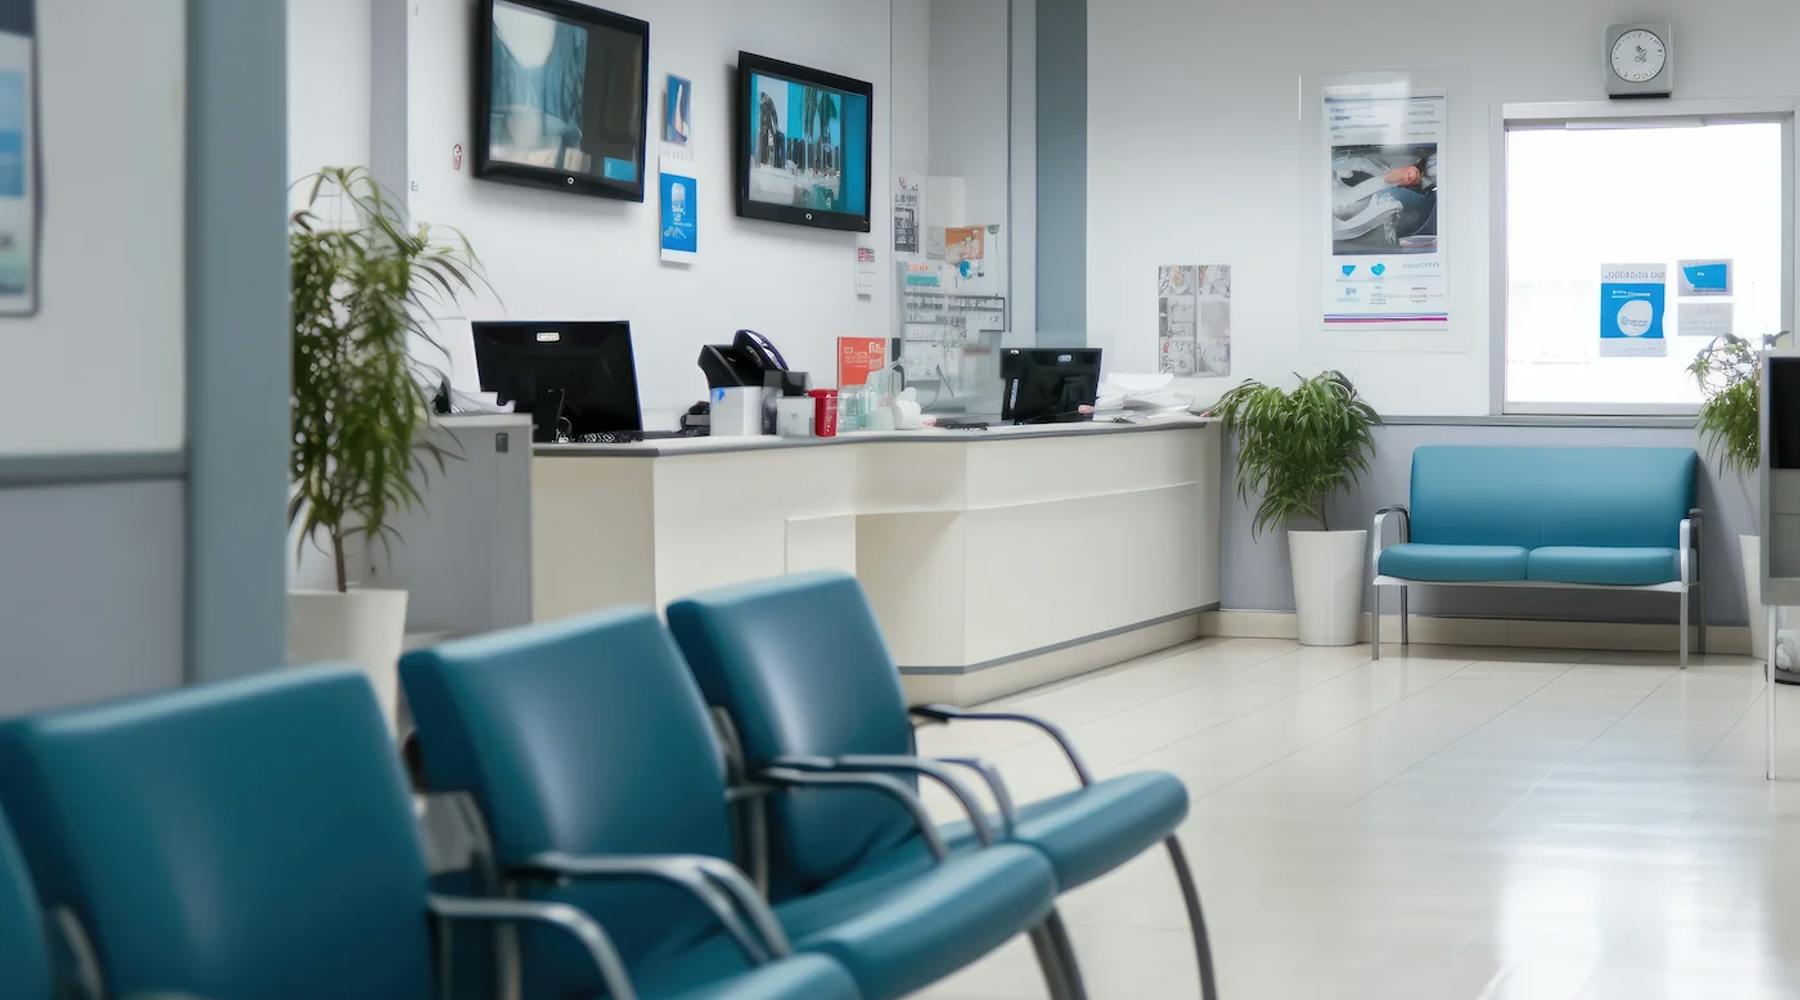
[1322,81,1444,330]
[658,73,697,264]
[893,175,921,257]
[0,0,35,315]
[1157,265,1230,376]
[1598,262,1666,357]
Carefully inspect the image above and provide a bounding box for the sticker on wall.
[659,164,697,264]
[664,74,691,146]
[1678,301,1733,339]
[1598,263,1667,357]
[1677,258,1732,297]
[0,0,37,316]
[855,245,876,297]
[1158,265,1231,376]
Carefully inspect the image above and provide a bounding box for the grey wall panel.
[1035,0,1085,347]
[1220,424,1756,625]
[0,482,185,717]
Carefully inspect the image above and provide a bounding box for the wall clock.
[1605,22,1673,97]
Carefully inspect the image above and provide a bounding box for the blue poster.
[660,169,697,263]
[1598,263,1667,357]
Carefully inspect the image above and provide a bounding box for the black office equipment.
[697,329,791,387]
[473,320,646,443]
[475,0,650,202]
[1001,348,1103,424]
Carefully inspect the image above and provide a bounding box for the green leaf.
[1218,371,1382,538]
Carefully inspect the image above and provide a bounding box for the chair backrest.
[666,571,918,898]
[0,811,49,999]
[1409,446,1697,549]
[401,606,738,982]
[0,667,436,1000]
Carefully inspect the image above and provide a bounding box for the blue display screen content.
[744,71,870,217]
[487,0,644,186]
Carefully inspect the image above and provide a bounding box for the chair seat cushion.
[655,954,860,1000]
[636,845,1054,1000]
[939,771,1188,890]
[1526,546,1679,586]
[1378,543,1528,582]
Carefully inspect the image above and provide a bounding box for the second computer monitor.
[1001,348,1103,424]
[472,320,643,442]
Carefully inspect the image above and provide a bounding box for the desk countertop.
[529,413,1218,458]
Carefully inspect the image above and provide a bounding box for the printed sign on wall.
[0,0,36,316]
[1598,263,1667,357]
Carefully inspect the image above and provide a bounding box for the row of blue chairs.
[0,571,1216,999]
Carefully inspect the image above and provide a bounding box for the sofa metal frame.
[1369,504,1706,667]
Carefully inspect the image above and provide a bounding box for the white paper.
[1157,265,1231,376]
[1677,258,1733,297]
[855,245,877,297]
[1678,301,1733,338]
[1321,82,1447,331]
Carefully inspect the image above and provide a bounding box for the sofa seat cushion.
[1379,543,1528,582]
[1526,546,1679,586]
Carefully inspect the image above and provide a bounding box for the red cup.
[809,389,839,437]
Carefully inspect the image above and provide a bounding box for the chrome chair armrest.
[759,766,951,859]
[933,755,1018,837]
[428,893,637,1000]
[772,753,998,845]
[514,852,788,963]
[909,704,1095,787]
[1680,516,1694,585]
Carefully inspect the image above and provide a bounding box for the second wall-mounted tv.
[735,52,873,233]
[476,0,649,201]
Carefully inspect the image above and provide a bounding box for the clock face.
[1611,29,1667,84]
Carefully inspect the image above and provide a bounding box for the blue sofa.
[1370,446,1703,665]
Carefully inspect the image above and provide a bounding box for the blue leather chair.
[0,666,830,1000]
[666,571,1219,1000]
[0,810,50,999]
[401,606,1059,1000]
[1371,446,1702,665]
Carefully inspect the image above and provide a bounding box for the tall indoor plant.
[1690,333,1770,657]
[1217,371,1382,645]
[288,167,483,726]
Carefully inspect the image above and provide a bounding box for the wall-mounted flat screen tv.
[476,0,649,201]
[735,52,873,232]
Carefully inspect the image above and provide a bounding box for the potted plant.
[1216,371,1381,646]
[1690,333,1773,659]
[287,167,484,728]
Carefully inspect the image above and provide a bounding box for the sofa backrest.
[1409,446,1697,550]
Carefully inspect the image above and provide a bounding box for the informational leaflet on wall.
[658,75,697,264]
[1598,263,1667,357]
[893,175,921,257]
[1677,259,1732,296]
[837,336,886,388]
[0,0,35,315]
[1157,265,1231,376]
[1322,82,1446,330]
[1678,302,1733,339]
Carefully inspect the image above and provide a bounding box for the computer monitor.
[1001,348,1103,424]
[472,320,643,442]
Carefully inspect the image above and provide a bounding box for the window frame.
[1491,98,1797,416]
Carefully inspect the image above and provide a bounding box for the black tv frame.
[474,0,651,203]
[734,51,874,233]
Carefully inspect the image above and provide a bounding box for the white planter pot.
[1289,529,1368,647]
[287,588,408,733]
[1742,534,1767,660]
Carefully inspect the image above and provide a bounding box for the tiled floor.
[910,638,1800,999]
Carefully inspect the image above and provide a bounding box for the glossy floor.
[911,638,1797,1000]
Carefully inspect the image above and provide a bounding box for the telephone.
[697,329,791,388]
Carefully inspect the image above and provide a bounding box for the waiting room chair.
[0,666,826,1000]
[0,808,52,999]
[401,605,1062,1000]
[667,571,1220,1000]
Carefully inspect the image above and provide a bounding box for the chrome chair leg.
[1165,835,1218,1000]
[1400,586,1410,647]
[1043,910,1089,1000]
[1029,922,1078,1000]
[1370,584,1381,660]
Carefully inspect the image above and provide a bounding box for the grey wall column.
[186,0,290,681]
[1036,0,1085,347]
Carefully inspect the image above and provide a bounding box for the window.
[1501,106,1791,414]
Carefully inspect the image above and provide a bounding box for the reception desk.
[532,417,1222,703]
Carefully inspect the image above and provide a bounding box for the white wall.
[287,0,373,190]
[1087,0,1800,416]
[0,0,185,457]
[396,0,894,428]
